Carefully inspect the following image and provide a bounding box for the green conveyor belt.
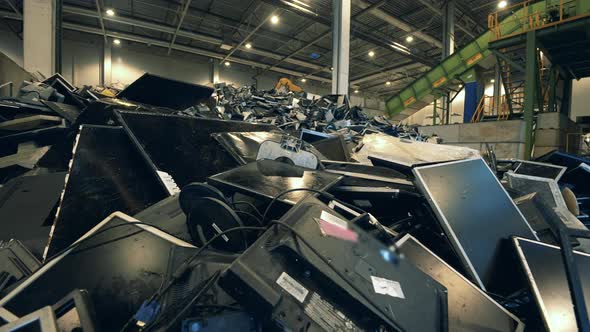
[385,0,589,120]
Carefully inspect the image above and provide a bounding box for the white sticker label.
[370,276,405,299]
[211,223,229,242]
[320,210,348,229]
[276,272,309,303]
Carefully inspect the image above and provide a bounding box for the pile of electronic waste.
[0,73,589,332]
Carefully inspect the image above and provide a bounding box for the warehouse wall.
[571,77,590,121]
[0,27,387,114]
[0,30,23,67]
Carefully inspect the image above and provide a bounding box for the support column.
[441,0,455,123]
[55,0,62,73]
[523,31,538,160]
[433,98,438,126]
[441,0,455,59]
[562,78,573,116]
[493,63,502,115]
[331,0,351,95]
[102,43,112,86]
[210,59,220,84]
[24,0,56,78]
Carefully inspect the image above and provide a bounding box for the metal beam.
[260,0,433,66]
[167,0,193,54]
[414,0,482,39]
[332,0,351,94]
[352,0,442,48]
[63,22,333,84]
[93,0,108,43]
[523,31,537,160]
[4,0,21,17]
[441,0,454,124]
[221,9,280,63]
[0,9,334,83]
[351,61,424,85]
[491,49,526,73]
[256,0,383,78]
[62,5,329,73]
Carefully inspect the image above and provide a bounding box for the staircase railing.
[489,0,580,42]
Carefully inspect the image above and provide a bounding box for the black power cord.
[43,221,186,266]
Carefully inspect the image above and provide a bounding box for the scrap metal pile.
[0,73,589,332]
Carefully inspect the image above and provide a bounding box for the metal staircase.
[497,45,527,117]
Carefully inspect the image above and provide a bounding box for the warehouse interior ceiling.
[0,0,497,97]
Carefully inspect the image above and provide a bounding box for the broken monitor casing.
[396,234,524,332]
[219,196,448,332]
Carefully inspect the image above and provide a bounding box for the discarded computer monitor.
[395,234,524,331]
[513,160,567,181]
[44,125,169,257]
[116,111,274,186]
[413,158,538,290]
[52,289,97,332]
[354,133,479,172]
[0,306,57,331]
[116,73,214,110]
[513,236,590,332]
[0,173,66,258]
[0,240,41,294]
[0,212,196,331]
[220,196,448,331]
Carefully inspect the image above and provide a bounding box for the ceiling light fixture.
[354,89,359,94]
[368,50,375,57]
[270,15,280,25]
[385,81,391,86]
[113,39,121,45]
[406,35,414,43]
[490,79,495,83]
[105,9,115,16]
[245,43,252,49]
[224,61,231,67]
[300,78,306,82]
[498,1,507,9]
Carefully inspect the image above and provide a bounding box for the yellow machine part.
[275,78,303,93]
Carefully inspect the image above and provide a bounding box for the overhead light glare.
[105,8,115,16]
[490,79,495,83]
[300,78,306,82]
[406,35,414,43]
[224,61,231,67]
[245,42,252,49]
[368,50,375,57]
[113,39,121,45]
[270,15,280,25]
[354,89,359,93]
[385,81,391,86]
[498,1,508,9]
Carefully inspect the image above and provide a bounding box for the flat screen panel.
[413,158,537,289]
[118,111,274,186]
[513,237,590,332]
[396,234,524,332]
[514,160,566,181]
[0,173,65,258]
[353,133,479,167]
[0,213,195,331]
[208,162,341,205]
[45,126,169,257]
[116,73,213,110]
